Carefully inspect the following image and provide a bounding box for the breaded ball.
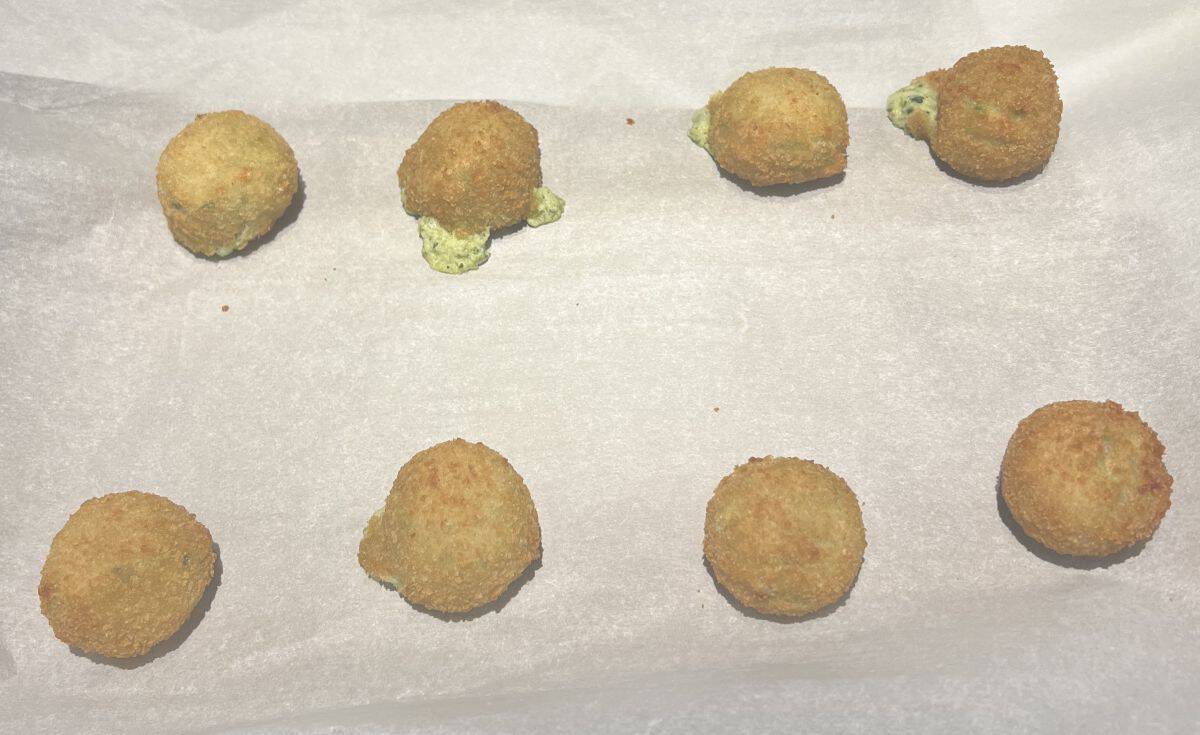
[358,439,542,614]
[397,102,565,274]
[704,457,866,618]
[689,68,849,186]
[399,101,542,235]
[888,46,1061,182]
[156,110,299,257]
[38,491,216,659]
[1001,400,1173,557]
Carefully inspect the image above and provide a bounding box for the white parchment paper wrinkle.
[1,1,1198,732]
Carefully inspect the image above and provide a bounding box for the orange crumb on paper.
[220,305,229,313]
[626,118,635,126]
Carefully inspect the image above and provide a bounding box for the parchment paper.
[2,2,1199,732]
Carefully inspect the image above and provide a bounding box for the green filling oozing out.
[687,106,713,153]
[886,79,939,137]
[527,186,565,227]
[418,217,491,275]
[415,187,564,274]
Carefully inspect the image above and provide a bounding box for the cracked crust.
[889,69,950,141]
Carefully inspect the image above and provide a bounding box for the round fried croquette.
[1001,400,1172,557]
[38,491,216,659]
[704,457,866,618]
[703,67,849,186]
[932,46,1061,181]
[398,101,543,236]
[888,46,1061,182]
[358,439,542,614]
[156,110,299,257]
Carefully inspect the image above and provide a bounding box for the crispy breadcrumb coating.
[692,67,849,186]
[704,457,866,617]
[156,110,299,257]
[358,439,542,614]
[397,102,564,273]
[888,46,1061,182]
[1001,400,1172,557]
[398,102,542,236]
[38,491,215,659]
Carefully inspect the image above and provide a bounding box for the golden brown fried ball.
[692,67,849,186]
[358,439,542,614]
[888,46,1061,182]
[398,101,543,236]
[38,491,216,659]
[156,110,299,257]
[704,457,866,618]
[1001,400,1173,557]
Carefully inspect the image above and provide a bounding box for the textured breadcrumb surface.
[704,457,866,618]
[702,67,849,186]
[358,439,542,614]
[888,46,1061,182]
[398,101,543,237]
[38,491,215,659]
[155,110,299,257]
[1001,400,1173,557]
[932,46,1062,181]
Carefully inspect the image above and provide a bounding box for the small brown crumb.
[830,213,836,220]
[220,305,229,313]
[713,407,720,413]
[626,118,635,126]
